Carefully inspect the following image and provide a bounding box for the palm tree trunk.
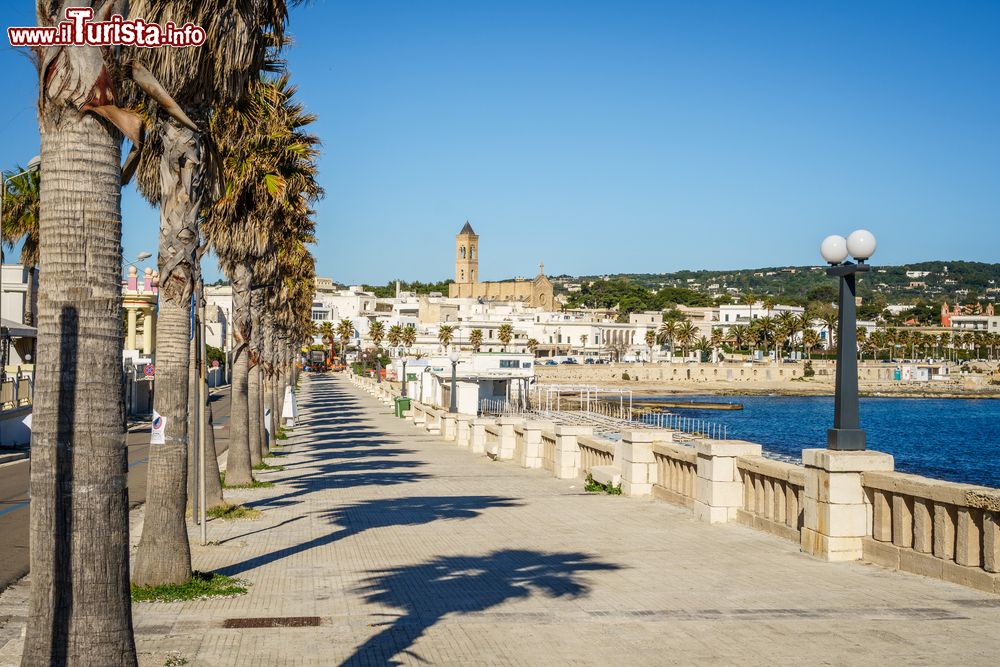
[186,282,222,512]
[23,266,36,326]
[247,290,264,465]
[201,381,224,508]
[133,120,203,587]
[23,108,136,665]
[248,361,263,466]
[226,263,254,486]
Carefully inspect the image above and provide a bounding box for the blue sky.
[2,1,999,284]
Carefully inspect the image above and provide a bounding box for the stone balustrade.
[577,436,616,474]
[540,431,557,473]
[737,456,805,543]
[483,423,502,458]
[380,374,1000,594]
[862,470,1000,593]
[652,442,697,508]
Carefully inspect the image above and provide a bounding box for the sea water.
[643,395,1000,488]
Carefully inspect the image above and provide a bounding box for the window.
[460,246,466,259]
[461,270,465,281]
[499,359,519,368]
[471,246,476,258]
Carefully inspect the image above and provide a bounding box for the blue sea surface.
[643,395,1000,488]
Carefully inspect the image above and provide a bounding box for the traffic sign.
[143,363,155,378]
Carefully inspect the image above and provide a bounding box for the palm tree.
[526,338,539,356]
[776,311,797,358]
[856,327,868,361]
[126,0,295,588]
[643,329,656,363]
[819,308,839,351]
[438,324,455,351]
[727,324,749,356]
[401,323,417,356]
[387,324,404,356]
[674,321,697,359]
[794,313,812,356]
[710,327,724,363]
[469,328,484,352]
[369,320,385,379]
[657,320,678,360]
[740,292,757,323]
[752,316,776,358]
[498,323,514,351]
[337,318,355,366]
[694,336,712,362]
[0,166,39,325]
[320,321,336,364]
[761,296,776,317]
[203,75,321,489]
[21,2,161,657]
[802,329,820,359]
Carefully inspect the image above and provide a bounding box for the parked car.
[561,358,578,364]
[544,359,558,366]
[584,358,595,364]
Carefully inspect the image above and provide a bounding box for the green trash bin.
[395,397,411,418]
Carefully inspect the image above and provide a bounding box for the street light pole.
[821,230,877,451]
[401,357,408,397]
[449,349,460,413]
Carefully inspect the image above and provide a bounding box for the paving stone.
[3,373,1000,666]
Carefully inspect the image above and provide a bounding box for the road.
[0,388,230,592]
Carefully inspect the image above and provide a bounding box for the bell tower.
[455,221,478,284]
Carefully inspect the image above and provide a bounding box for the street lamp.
[448,349,460,413]
[400,353,408,397]
[820,229,877,451]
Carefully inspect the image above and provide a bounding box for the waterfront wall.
[351,373,1000,595]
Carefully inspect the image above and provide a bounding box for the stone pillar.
[520,421,549,469]
[126,307,138,351]
[471,418,491,454]
[142,309,155,355]
[442,413,458,441]
[496,417,524,461]
[801,448,894,562]
[455,414,473,448]
[693,439,762,524]
[554,426,592,480]
[620,430,658,497]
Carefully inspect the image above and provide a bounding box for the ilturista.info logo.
[8,7,205,48]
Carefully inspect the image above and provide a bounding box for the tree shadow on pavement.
[216,495,520,577]
[341,549,622,666]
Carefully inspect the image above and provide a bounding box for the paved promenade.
[4,373,1000,665]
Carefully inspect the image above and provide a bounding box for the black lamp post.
[400,355,408,397]
[448,349,460,413]
[821,230,877,451]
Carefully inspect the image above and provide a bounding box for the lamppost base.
[827,428,866,451]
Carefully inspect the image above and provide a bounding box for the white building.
[396,352,535,415]
[950,314,1000,333]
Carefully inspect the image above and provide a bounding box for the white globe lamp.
[820,235,849,265]
[846,229,877,262]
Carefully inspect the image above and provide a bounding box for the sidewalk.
[5,372,1000,665]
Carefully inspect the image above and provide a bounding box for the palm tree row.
[8,3,318,663]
